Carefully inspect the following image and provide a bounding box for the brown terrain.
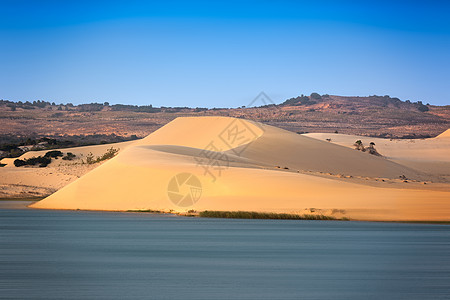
[1,93,449,214]
[1,94,449,139]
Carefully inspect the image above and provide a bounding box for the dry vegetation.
[0,94,449,142]
[199,210,349,220]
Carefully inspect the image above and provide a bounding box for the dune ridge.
[30,117,450,221]
[436,129,450,139]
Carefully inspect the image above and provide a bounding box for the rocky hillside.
[0,94,448,142]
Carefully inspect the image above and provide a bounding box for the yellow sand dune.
[0,140,136,168]
[31,117,450,221]
[0,140,137,199]
[304,131,450,162]
[304,131,450,179]
[436,129,450,139]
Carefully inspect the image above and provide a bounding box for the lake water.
[1,201,450,299]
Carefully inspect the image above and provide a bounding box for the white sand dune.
[30,117,450,221]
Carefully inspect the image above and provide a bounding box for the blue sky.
[1,0,449,107]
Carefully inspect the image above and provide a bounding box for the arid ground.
[1,95,449,221]
[1,94,449,139]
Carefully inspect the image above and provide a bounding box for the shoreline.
[2,201,448,224]
[0,197,43,201]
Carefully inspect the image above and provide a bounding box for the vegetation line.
[199,210,349,221]
[0,197,44,201]
[126,209,165,214]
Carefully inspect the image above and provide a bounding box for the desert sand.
[16,116,448,221]
[305,130,450,181]
[0,141,136,199]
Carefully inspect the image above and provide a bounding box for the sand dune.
[304,131,450,180]
[30,117,450,221]
[436,129,450,139]
[0,141,136,199]
[0,140,136,168]
[304,131,450,162]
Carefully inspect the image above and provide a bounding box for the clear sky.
[1,0,449,107]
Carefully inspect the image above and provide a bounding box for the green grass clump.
[199,211,346,221]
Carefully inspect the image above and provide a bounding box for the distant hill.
[0,94,448,143]
[281,94,430,112]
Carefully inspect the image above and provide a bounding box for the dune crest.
[31,117,450,221]
[136,116,264,151]
[436,129,450,139]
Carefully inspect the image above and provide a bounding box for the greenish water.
[1,201,450,299]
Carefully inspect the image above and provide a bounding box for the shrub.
[14,159,26,167]
[62,152,76,160]
[14,156,52,167]
[85,152,95,164]
[354,140,381,156]
[310,92,322,100]
[367,142,381,156]
[44,150,63,158]
[281,95,310,106]
[417,102,429,112]
[198,211,345,220]
[96,147,119,162]
[354,140,365,151]
[84,147,119,164]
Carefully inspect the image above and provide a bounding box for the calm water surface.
[1,201,450,299]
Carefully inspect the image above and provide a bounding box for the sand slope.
[304,132,450,162]
[31,117,450,221]
[436,129,450,139]
[304,132,450,180]
[0,140,136,168]
[0,141,136,199]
